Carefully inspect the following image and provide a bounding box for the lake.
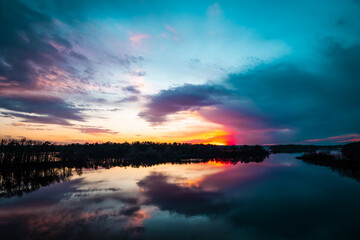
[1,153,360,240]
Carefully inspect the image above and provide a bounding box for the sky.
[0,0,360,145]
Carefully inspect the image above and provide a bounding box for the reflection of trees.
[0,139,270,198]
[269,144,342,153]
[0,167,73,198]
[297,142,360,182]
[342,142,360,161]
[0,139,269,165]
[0,156,269,199]
[329,166,360,182]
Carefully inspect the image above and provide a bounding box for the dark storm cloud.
[224,41,360,142]
[138,84,233,124]
[0,94,84,126]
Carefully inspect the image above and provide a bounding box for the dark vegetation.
[269,144,342,153]
[342,142,360,161]
[2,138,359,198]
[296,142,360,181]
[0,138,269,167]
[297,142,360,165]
[0,139,270,198]
[297,151,342,162]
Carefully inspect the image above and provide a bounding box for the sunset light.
[1,1,360,239]
[1,1,359,145]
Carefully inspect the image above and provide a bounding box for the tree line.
[0,138,270,166]
[297,142,360,163]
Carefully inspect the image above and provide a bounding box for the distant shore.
[296,142,360,168]
[1,138,358,169]
[0,139,270,167]
[0,139,359,198]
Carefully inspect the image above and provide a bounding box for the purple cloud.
[122,85,141,94]
[138,84,233,124]
[138,41,360,144]
[0,94,84,126]
[0,1,89,89]
[117,95,139,103]
[75,126,118,135]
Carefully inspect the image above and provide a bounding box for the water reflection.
[1,154,360,240]
[330,166,360,182]
[0,154,267,199]
[0,167,73,198]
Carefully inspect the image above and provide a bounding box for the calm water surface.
[1,154,360,240]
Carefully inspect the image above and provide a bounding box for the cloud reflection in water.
[1,155,360,239]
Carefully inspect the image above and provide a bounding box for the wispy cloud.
[165,24,177,34]
[0,1,88,91]
[301,134,360,144]
[122,85,141,94]
[129,33,150,46]
[75,126,118,135]
[0,94,84,126]
[117,96,139,103]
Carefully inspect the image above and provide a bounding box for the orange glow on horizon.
[184,129,237,145]
[207,159,226,167]
[0,128,239,145]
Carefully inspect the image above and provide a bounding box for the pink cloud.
[165,24,177,34]
[75,126,118,135]
[164,24,179,41]
[129,33,150,46]
[198,107,283,144]
[301,134,360,143]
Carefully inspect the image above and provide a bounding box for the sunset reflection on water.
[1,154,360,240]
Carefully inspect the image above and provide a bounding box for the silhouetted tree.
[342,142,360,161]
[0,138,269,166]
